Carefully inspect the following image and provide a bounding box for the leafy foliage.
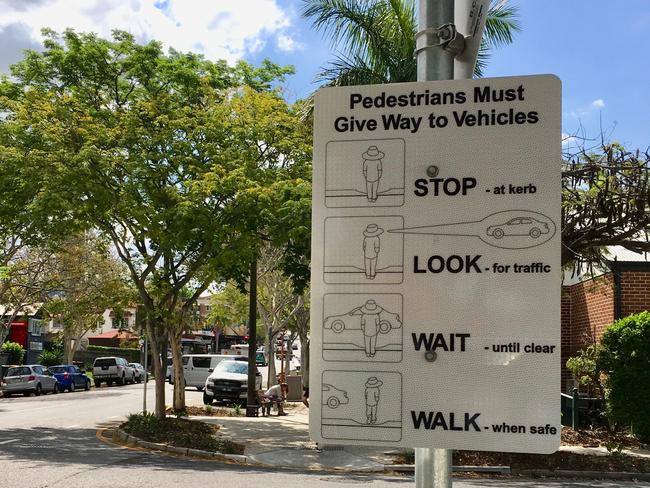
[598,311,650,441]
[0,29,311,416]
[38,349,63,367]
[301,0,520,85]
[562,143,650,268]
[0,342,25,364]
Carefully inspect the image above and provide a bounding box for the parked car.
[166,357,173,383]
[49,365,90,392]
[129,363,146,383]
[203,360,262,405]
[0,365,59,397]
[92,357,135,386]
[255,351,267,367]
[174,354,246,391]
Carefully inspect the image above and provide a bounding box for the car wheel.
[529,227,541,238]
[131,374,135,384]
[379,320,392,334]
[492,228,504,239]
[3,392,11,398]
[69,382,76,393]
[35,384,42,396]
[331,320,345,333]
[196,386,204,392]
[84,380,90,391]
[327,396,340,409]
[53,383,59,394]
[202,392,213,405]
[117,375,125,386]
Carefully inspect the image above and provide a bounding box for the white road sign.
[309,75,561,453]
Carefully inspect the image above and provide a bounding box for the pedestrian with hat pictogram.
[362,223,384,279]
[362,145,384,203]
[364,377,383,424]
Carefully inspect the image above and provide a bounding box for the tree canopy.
[0,29,312,416]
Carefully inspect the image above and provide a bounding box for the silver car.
[1,365,59,397]
[129,363,146,383]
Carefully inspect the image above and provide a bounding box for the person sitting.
[264,383,288,415]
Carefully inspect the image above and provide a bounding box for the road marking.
[5,403,72,413]
[0,439,18,445]
[65,424,80,429]
[108,415,121,419]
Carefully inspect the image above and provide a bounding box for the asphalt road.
[0,383,647,488]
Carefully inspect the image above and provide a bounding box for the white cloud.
[566,98,606,120]
[277,33,303,52]
[0,0,299,66]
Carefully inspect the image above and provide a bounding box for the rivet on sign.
[426,165,439,178]
[424,350,437,362]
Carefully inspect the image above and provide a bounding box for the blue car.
[49,365,91,392]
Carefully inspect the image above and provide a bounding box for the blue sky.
[2,0,648,151]
[250,0,650,152]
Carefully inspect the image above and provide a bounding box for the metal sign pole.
[416,0,454,486]
[142,335,148,414]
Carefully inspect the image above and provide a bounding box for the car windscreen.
[215,361,247,374]
[49,366,68,373]
[94,358,116,367]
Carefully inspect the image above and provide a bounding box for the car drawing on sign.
[323,308,402,334]
[486,217,550,239]
[322,383,349,409]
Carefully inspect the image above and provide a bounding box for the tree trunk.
[266,329,276,388]
[284,336,293,377]
[169,326,185,412]
[301,337,310,389]
[146,317,166,418]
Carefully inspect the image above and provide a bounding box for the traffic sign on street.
[309,75,561,453]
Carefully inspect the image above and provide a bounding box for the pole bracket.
[414,23,466,58]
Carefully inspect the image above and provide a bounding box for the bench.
[246,390,284,417]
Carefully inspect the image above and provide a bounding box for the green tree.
[562,142,650,268]
[0,30,310,417]
[207,282,251,333]
[301,0,520,86]
[43,233,134,364]
[598,311,650,441]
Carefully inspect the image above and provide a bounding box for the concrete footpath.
[200,404,394,471]
[195,404,650,475]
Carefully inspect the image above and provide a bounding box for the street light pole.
[416,1,454,487]
[142,335,148,414]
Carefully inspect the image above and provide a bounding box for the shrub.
[38,349,63,366]
[1,342,25,364]
[598,311,650,442]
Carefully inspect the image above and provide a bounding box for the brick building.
[561,249,650,391]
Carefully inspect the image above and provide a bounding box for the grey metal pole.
[416,0,454,82]
[142,335,148,414]
[416,1,454,487]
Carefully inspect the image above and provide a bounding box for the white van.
[174,354,247,391]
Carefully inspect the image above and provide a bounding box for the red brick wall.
[619,270,650,317]
[561,273,615,390]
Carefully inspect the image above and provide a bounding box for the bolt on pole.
[416,0,454,487]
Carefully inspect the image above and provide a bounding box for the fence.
[561,388,605,429]
[74,347,141,368]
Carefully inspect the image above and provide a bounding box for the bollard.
[571,387,578,430]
